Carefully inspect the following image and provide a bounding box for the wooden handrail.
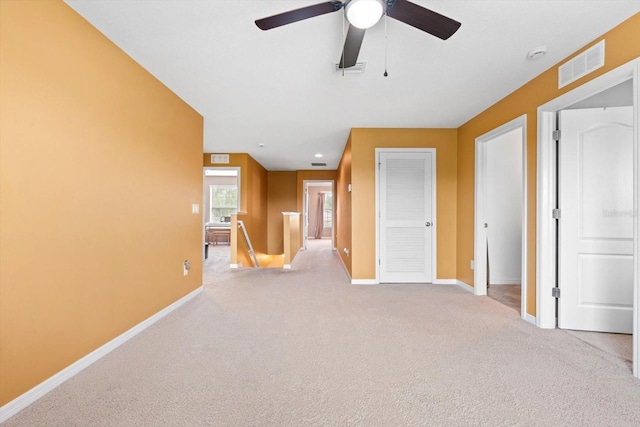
[237,220,260,268]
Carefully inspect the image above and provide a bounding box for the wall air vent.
[210,154,230,164]
[558,40,605,89]
[311,162,327,167]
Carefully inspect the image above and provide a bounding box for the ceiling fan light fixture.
[345,0,385,29]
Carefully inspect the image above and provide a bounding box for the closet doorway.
[303,181,334,251]
[474,115,527,318]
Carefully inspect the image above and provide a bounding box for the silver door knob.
[426,222,432,227]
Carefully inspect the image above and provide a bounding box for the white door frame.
[536,58,639,378]
[474,115,529,321]
[375,148,437,284]
[302,180,335,250]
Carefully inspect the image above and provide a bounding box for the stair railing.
[237,220,260,268]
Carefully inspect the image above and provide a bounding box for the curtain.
[314,192,324,239]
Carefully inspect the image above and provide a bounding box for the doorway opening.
[475,116,528,319]
[537,58,639,378]
[203,167,240,281]
[303,181,334,252]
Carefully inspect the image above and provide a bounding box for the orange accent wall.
[349,129,458,280]
[336,138,353,274]
[267,171,297,254]
[246,156,268,255]
[0,0,203,406]
[457,12,640,317]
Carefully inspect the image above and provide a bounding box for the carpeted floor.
[3,245,639,426]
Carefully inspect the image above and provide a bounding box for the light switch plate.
[192,203,199,214]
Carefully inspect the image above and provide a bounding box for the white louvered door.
[379,151,434,283]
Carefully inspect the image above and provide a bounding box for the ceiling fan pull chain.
[384,12,388,77]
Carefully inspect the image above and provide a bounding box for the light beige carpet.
[4,245,639,426]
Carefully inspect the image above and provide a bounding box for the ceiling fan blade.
[339,25,366,69]
[387,0,461,40]
[255,1,343,30]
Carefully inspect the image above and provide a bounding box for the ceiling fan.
[255,0,461,69]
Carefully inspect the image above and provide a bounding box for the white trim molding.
[474,114,528,321]
[456,280,475,293]
[524,313,537,326]
[433,279,457,285]
[0,287,203,423]
[351,279,378,285]
[536,57,639,378]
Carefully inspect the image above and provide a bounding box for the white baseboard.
[230,263,239,269]
[524,313,537,325]
[433,279,457,285]
[336,253,353,281]
[0,286,203,424]
[456,280,474,293]
[351,279,377,285]
[488,279,522,285]
[283,264,291,269]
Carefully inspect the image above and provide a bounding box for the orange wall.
[336,138,353,274]
[349,129,458,280]
[457,12,640,317]
[267,171,297,254]
[0,0,203,405]
[246,156,269,254]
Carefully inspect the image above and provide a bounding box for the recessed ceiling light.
[527,46,547,60]
[314,153,323,158]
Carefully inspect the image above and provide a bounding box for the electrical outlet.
[470,260,474,270]
[183,259,191,276]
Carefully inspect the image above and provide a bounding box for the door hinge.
[552,209,561,219]
[552,129,561,141]
[552,287,560,298]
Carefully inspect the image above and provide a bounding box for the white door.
[379,151,434,283]
[558,106,634,333]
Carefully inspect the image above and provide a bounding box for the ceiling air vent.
[558,40,605,89]
[334,62,366,74]
[210,154,230,164]
[311,162,327,167]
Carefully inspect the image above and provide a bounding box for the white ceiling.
[64,1,640,171]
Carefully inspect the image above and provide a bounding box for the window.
[323,192,333,228]
[210,184,238,222]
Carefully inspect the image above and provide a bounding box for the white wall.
[486,128,523,284]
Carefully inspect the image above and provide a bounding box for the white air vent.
[210,154,230,164]
[558,40,605,89]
